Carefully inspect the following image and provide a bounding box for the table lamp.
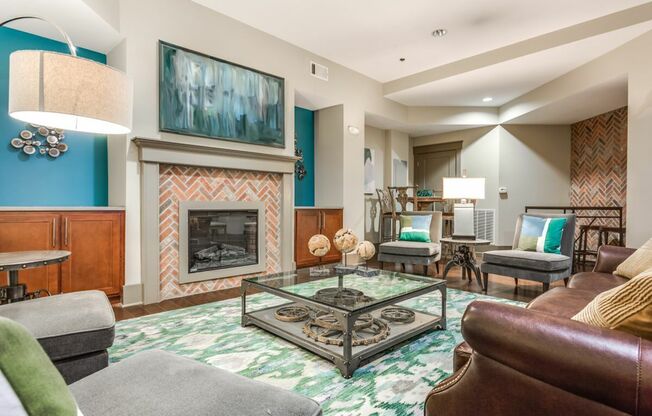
[443,176,485,240]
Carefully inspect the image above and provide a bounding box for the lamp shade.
[442,177,485,200]
[8,50,133,135]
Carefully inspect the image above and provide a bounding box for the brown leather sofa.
[425,245,652,416]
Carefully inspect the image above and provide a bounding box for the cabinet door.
[295,209,321,268]
[0,213,61,294]
[60,212,124,297]
[320,209,344,264]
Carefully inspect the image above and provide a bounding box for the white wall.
[497,125,571,245]
[411,125,571,246]
[364,126,386,242]
[315,105,344,207]
[384,130,411,188]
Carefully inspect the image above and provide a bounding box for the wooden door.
[320,209,343,264]
[295,209,321,268]
[60,212,124,297]
[414,142,462,196]
[0,213,61,294]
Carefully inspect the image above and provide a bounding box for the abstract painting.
[364,147,376,194]
[159,41,285,148]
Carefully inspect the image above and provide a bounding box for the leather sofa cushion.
[379,241,440,257]
[568,272,628,294]
[526,287,597,318]
[0,291,115,360]
[483,250,571,271]
[453,341,473,372]
[71,350,322,416]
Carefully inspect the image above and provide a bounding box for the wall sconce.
[347,125,360,136]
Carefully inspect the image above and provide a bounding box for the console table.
[0,250,70,304]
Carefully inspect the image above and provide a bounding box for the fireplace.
[178,201,266,284]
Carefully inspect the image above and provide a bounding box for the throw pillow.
[516,215,567,254]
[615,237,652,279]
[0,317,80,416]
[572,269,652,340]
[399,215,432,242]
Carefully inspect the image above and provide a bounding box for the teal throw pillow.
[0,317,80,416]
[399,215,432,242]
[517,215,567,254]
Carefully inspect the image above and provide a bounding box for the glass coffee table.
[241,267,446,378]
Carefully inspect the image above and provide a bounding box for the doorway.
[413,141,462,196]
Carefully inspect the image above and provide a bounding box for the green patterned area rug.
[111,288,523,416]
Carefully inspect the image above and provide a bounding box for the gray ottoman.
[71,350,322,416]
[0,290,115,383]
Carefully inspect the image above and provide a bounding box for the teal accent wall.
[294,107,315,206]
[0,27,108,206]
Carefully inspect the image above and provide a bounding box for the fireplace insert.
[187,209,259,274]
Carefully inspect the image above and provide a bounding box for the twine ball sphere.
[357,240,376,261]
[308,234,331,257]
[333,228,359,254]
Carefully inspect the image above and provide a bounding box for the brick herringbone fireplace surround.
[159,164,282,300]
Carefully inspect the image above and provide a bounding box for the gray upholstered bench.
[0,290,115,383]
[71,349,322,416]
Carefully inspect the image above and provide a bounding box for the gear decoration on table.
[274,305,311,322]
[313,287,374,307]
[380,307,416,324]
[302,312,389,346]
[10,124,68,159]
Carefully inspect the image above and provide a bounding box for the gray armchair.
[481,213,576,292]
[378,211,442,276]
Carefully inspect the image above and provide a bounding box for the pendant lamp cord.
[1,16,77,57]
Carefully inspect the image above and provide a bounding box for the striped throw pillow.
[572,269,652,340]
[615,237,652,279]
[399,215,432,243]
[517,215,567,254]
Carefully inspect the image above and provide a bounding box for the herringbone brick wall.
[570,106,627,247]
[159,164,283,300]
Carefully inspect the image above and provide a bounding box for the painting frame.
[158,40,286,149]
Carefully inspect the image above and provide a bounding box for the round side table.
[440,238,490,290]
[0,250,71,304]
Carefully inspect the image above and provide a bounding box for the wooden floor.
[113,259,566,321]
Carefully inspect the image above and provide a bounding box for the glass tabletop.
[244,267,445,312]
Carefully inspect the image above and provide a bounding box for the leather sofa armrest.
[461,301,651,414]
[593,245,636,274]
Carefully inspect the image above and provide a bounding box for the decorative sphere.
[333,228,359,254]
[308,234,331,257]
[357,241,376,261]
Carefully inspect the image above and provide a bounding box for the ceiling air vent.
[310,61,328,81]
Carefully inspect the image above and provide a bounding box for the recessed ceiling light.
[432,29,447,37]
[482,97,493,102]
[399,57,406,62]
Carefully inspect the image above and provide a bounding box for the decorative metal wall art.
[10,124,68,158]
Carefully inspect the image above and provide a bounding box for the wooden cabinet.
[0,210,125,301]
[295,208,343,268]
[0,213,60,294]
[60,213,124,297]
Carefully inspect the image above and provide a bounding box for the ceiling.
[386,21,652,107]
[193,0,650,83]
[0,0,121,53]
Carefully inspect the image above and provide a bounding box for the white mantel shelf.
[132,137,298,174]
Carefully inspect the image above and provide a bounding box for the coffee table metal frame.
[241,272,446,378]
